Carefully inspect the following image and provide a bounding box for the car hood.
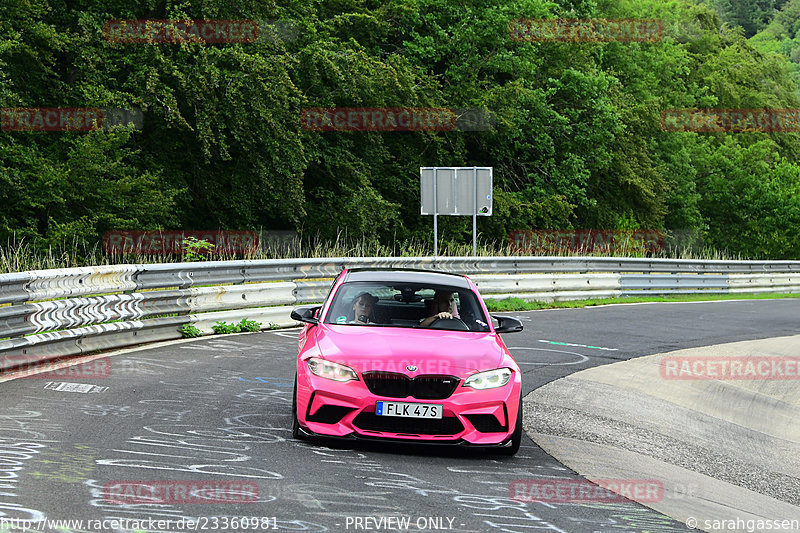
[314,325,505,374]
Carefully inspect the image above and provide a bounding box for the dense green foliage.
[747,0,800,95]
[1,0,800,259]
[704,0,790,37]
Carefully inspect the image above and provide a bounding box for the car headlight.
[463,368,513,390]
[307,357,359,382]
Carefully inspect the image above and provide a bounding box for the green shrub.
[183,237,215,262]
[239,318,262,332]
[212,320,241,334]
[485,297,533,312]
[179,324,203,338]
[210,318,263,334]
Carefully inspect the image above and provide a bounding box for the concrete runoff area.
[524,335,800,532]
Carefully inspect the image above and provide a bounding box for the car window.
[323,281,490,332]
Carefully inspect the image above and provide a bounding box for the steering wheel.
[428,317,470,331]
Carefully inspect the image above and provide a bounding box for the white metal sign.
[420,167,493,255]
[420,167,492,215]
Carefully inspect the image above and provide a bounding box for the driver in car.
[350,292,378,324]
[420,290,460,326]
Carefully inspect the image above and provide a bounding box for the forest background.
[3,0,800,263]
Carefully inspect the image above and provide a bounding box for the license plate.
[376,401,442,419]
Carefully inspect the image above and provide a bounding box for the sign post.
[433,168,438,256]
[420,167,493,256]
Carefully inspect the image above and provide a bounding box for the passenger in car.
[420,290,460,326]
[350,292,378,324]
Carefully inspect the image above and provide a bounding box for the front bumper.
[296,368,521,445]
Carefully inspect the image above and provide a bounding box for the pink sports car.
[290,269,524,455]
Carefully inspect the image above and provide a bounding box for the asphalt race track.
[1,299,799,533]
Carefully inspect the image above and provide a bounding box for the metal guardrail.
[2,256,800,372]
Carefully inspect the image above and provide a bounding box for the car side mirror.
[291,306,321,325]
[492,315,523,333]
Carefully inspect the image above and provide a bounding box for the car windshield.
[323,281,491,332]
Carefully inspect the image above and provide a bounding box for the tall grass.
[0,230,740,275]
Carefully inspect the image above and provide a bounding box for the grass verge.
[1,230,730,274]
[485,292,800,312]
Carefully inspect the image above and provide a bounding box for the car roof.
[343,268,471,289]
